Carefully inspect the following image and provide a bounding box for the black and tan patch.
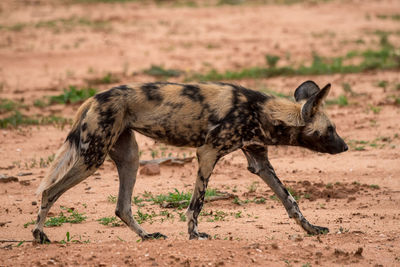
[141,83,163,102]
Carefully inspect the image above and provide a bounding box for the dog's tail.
[36,99,93,196]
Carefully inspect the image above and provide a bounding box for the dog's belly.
[129,98,220,147]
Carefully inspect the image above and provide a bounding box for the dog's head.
[294,81,348,154]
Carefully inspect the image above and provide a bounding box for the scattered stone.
[271,243,279,249]
[17,172,33,176]
[19,180,31,186]
[169,255,180,262]
[289,234,303,242]
[0,165,15,170]
[2,244,12,250]
[347,196,356,203]
[334,248,349,257]
[140,156,195,167]
[0,221,11,227]
[32,201,37,206]
[0,174,18,183]
[182,259,190,267]
[140,164,161,176]
[354,247,363,257]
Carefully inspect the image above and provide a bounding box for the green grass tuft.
[376,14,400,21]
[189,43,400,81]
[1,17,110,33]
[141,188,220,209]
[0,99,24,114]
[265,54,280,68]
[326,95,348,107]
[107,194,117,204]
[218,0,244,5]
[287,187,300,201]
[341,82,357,96]
[60,231,90,244]
[134,209,157,224]
[150,188,192,207]
[0,111,71,129]
[50,86,97,104]
[23,220,36,228]
[369,184,380,189]
[88,73,120,85]
[45,207,87,227]
[254,197,266,204]
[97,216,123,227]
[71,0,139,3]
[143,65,182,79]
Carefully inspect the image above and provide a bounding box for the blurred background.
[1,1,400,265]
[0,0,399,122]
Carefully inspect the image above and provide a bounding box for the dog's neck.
[258,97,304,146]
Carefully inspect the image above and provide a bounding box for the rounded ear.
[315,83,331,106]
[301,83,331,122]
[294,80,320,102]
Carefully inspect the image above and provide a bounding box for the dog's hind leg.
[242,145,329,235]
[33,160,95,243]
[109,129,166,240]
[186,145,220,240]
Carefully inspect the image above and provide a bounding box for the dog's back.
[123,82,270,147]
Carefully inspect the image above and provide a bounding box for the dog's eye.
[327,126,334,132]
[313,131,320,137]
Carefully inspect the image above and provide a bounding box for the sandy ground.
[1,0,400,266]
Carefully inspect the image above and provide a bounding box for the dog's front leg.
[242,145,329,235]
[186,145,220,240]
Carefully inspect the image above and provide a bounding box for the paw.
[32,229,51,244]
[189,232,211,240]
[307,225,329,235]
[142,232,167,240]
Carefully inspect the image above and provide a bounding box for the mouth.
[328,142,348,154]
[298,135,348,154]
[343,143,349,152]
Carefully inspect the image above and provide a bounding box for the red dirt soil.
[1,0,400,266]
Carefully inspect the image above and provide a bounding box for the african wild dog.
[33,80,348,243]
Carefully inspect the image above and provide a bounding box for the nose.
[343,143,348,152]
